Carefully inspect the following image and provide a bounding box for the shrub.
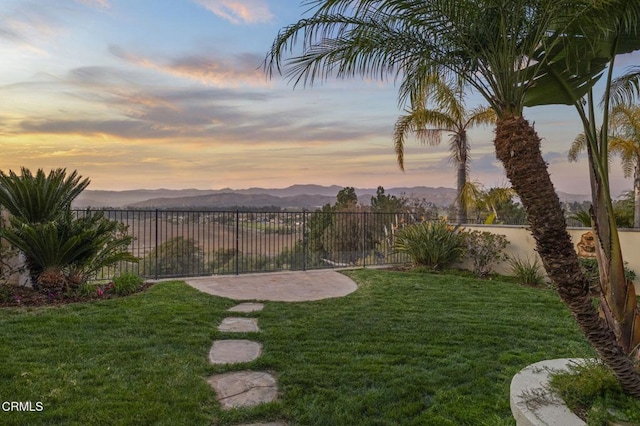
[3,210,136,293]
[215,252,274,274]
[463,230,509,278]
[143,237,205,278]
[112,272,144,296]
[578,257,636,294]
[508,255,546,286]
[394,220,466,270]
[550,360,640,425]
[0,168,136,293]
[0,284,13,303]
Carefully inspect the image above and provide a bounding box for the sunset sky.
[0,0,637,196]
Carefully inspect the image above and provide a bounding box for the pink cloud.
[193,0,273,24]
[109,45,268,87]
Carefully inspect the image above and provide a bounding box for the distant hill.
[72,184,590,210]
[125,193,337,210]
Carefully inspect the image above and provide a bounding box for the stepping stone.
[208,371,277,410]
[218,317,259,333]
[228,303,264,313]
[208,340,262,364]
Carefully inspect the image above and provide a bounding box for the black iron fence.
[83,209,424,280]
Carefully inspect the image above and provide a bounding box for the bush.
[0,169,136,293]
[143,237,205,278]
[394,220,466,270]
[550,360,640,425]
[112,272,144,296]
[508,255,546,286]
[463,230,509,278]
[578,257,636,294]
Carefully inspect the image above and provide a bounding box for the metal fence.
[85,209,423,280]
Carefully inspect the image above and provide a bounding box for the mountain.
[72,184,590,210]
[73,189,219,208]
[125,192,337,210]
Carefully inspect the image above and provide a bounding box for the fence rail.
[81,209,424,280]
[70,208,588,281]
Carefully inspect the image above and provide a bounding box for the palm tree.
[569,105,640,228]
[610,105,640,228]
[459,181,515,224]
[266,0,640,395]
[393,75,496,224]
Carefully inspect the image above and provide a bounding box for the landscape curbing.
[510,358,588,426]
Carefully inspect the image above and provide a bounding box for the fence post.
[154,209,159,280]
[235,210,240,275]
[362,211,367,268]
[302,209,307,271]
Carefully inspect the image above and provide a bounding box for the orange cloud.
[193,0,273,24]
[109,45,269,88]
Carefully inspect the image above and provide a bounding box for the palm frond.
[393,108,453,170]
[608,104,640,178]
[466,106,497,128]
[609,67,640,106]
[568,133,588,162]
[0,168,90,223]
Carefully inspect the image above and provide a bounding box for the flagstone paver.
[228,302,265,313]
[218,317,259,332]
[208,340,262,364]
[208,371,278,410]
[186,270,358,301]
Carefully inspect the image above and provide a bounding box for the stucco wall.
[463,224,640,294]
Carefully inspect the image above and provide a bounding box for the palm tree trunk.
[455,134,469,224]
[494,115,640,398]
[455,161,468,224]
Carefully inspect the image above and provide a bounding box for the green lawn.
[0,269,594,425]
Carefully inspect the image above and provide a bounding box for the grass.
[550,359,640,425]
[0,269,596,425]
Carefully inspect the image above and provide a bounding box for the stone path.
[207,302,284,425]
[198,271,358,425]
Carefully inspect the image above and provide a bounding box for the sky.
[0,0,637,196]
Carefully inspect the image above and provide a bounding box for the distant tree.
[143,237,205,278]
[609,104,640,228]
[405,197,440,222]
[370,186,406,214]
[460,182,516,224]
[336,187,358,209]
[569,104,640,228]
[393,74,496,224]
[613,191,635,228]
